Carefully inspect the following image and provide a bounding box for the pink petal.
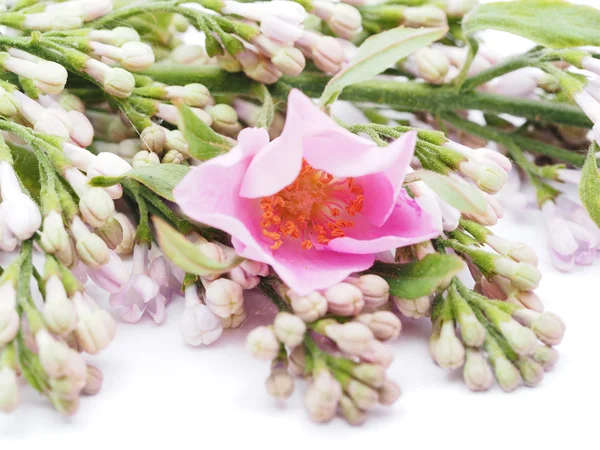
[147,294,167,324]
[326,191,441,254]
[120,304,145,323]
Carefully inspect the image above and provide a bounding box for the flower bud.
[170,44,209,65]
[324,282,365,316]
[221,308,246,329]
[266,368,294,400]
[378,379,401,406]
[516,357,544,387]
[103,67,135,98]
[72,292,116,354]
[304,369,342,423]
[82,364,103,395]
[0,87,17,117]
[166,83,211,108]
[0,283,19,347]
[486,235,539,266]
[312,36,346,74]
[246,325,280,360]
[273,312,306,347]
[114,213,135,255]
[161,149,185,164]
[403,6,448,27]
[43,276,76,336]
[346,379,379,411]
[429,320,465,370]
[339,395,367,426]
[228,267,259,291]
[532,344,559,371]
[49,393,80,416]
[349,274,389,308]
[36,329,87,379]
[119,42,155,72]
[140,124,166,154]
[513,309,565,346]
[325,322,374,356]
[0,367,19,413]
[288,345,306,376]
[79,188,115,228]
[164,130,190,157]
[205,104,241,137]
[413,47,450,84]
[204,278,244,318]
[493,258,541,291]
[260,15,303,44]
[359,340,394,367]
[179,297,223,346]
[356,311,401,341]
[491,355,522,392]
[445,0,478,18]
[32,61,68,94]
[1,193,42,240]
[456,308,486,347]
[289,290,327,322]
[393,295,431,319]
[326,4,362,39]
[351,364,385,388]
[498,319,537,356]
[463,348,493,392]
[94,216,123,250]
[271,47,306,76]
[132,150,160,168]
[90,26,141,47]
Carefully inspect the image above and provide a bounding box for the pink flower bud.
[114,213,136,255]
[271,47,306,76]
[0,368,19,413]
[378,378,401,406]
[72,292,116,354]
[82,365,103,396]
[288,345,306,376]
[312,35,346,74]
[246,325,280,360]
[513,309,565,347]
[463,348,493,392]
[412,47,450,84]
[289,290,328,322]
[347,379,379,411]
[273,312,306,347]
[348,274,390,308]
[359,339,394,367]
[532,344,559,371]
[43,276,77,336]
[304,369,341,423]
[325,321,374,356]
[351,364,385,388]
[339,395,367,426]
[266,368,294,400]
[204,278,244,318]
[260,16,303,44]
[36,329,87,379]
[324,282,365,316]
[356,311,401,341]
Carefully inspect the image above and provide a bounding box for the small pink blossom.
[174,89,440,294]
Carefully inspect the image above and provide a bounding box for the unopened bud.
[43,276,76,335]
[119,42,155,72]
[356,311,401,341]
[132,150,160,168]
[493,258,541,291]
[114,213,135,255]
[76,233,110,268]
[352,364,385,388]
[288,345,306,376]
[166,83,211,108]
[90,26,141,47]
[170,44,209,65]
[455,308,486,347]
[273,312,306,347]
[304,370,342,423]
[79,188,115,228]
[429,319,465,369]
[0,283,18,347]
[413,47,450,84]
[463,348,493,391]
[140,124,166,154]
[349,274,389,308]
[271,47,306,76]
[346,379,379,411]
[498,319,537,356]
[531,344,559,371]
[82,365,103,396]
[339,395,367,426]
[403,6,447,27]
[492,355,522,392]
[513,309,565,346]
[73,292,116,355]
[360,340,394,367]
[0,87,17,117]
[0,368,19,413]
[325,322,374,356]
[515,357,544,387]
[246,325,280,360]
[39,212,66,251]
[95,216,124,250]
[204,278,244,318]
[266,368,294,400]
[205,104,241,137]
[326,3,362,39]
[161,149,185,164]
[289,290,327,322]
[393,295,431,319]
[1,193,42,240]
[33,60,68,94]
[444,0,478,18]
[164,130,189,157]
[324,282,365,316]
[221,308,246,329]
[103,67,135,98]
[312,36,346,74]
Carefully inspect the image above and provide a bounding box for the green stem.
[142,65,591,128]
[257,278,291,313]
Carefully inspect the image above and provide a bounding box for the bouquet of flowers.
[0,0,596,424]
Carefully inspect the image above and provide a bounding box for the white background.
[2,1,600,448]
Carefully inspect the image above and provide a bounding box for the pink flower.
[174,89,440,294]
[109,244,179,323]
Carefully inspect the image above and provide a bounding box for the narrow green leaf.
[463,0,600,49]
[411,170,488,214]
[89,164,190,201]
[369,254,465,300]
[153,217,244,276]
[579,144,600,227]
[179,103,235,160]
[253,84,274,129]
[319,26,448,106]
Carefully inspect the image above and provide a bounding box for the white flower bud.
[164,130,190,157]
[324,282,364,316]
[162,149,185,165]
[393,295,431,319]
[90,26,140,47]
[271,47,306,76]
[339,395,367,426]
[72,292,116,354]
[456,309,486,347]
[498,319,537,356]
[351,364,385,388]
[140,125,166,154]
[516,357,544,387]
[429,320,465,370]
[33,61,68,94]
[246,325,280,360]
[204,278,244,318]
[36,329,87,379]
[197,242,228,281]
[0,283,19,347]
[114,213,135,255]
[170,44,209,65]
[513,309,565,346]
[288,345,306,376]
[82,364,103,396]
[119,42,155,72]
[166,83,211,108]
[43,276,76,335]
[266,368,294,400]
[103,67,135,98]
[0,367,19,413]
[494,258,541,291]
[1,193,41,240]
[312,36,346,74]
[359,339,394,367]
[79,188,115,228]
[351,274,390,309]
[0,87,17,117]
[289,290,327,322]
[206,104,241,137]
[273,312,306,347]
[325,321,374,356]
[532,344,559,371]
[346,379,379,411]
[463,348,493,392]
[378,378,401,406]
[221,308,246,329]
[76,232,109,268]
[403,6,448,27]
[325,3,362,39]
[179,301,223,346]
[304,370,342,423]
[94,216,123,250]
[49,393,80,416]
[445,0,478,18]
[132,150,160,168]
[356,311,401,341]
[491,355,522,392]
[413,47,450,84]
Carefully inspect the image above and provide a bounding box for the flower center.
[259,161,364,250]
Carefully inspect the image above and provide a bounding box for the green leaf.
[369,254,464,300]
[463,0,600,49]
[89,164,189,202]
[11,144,41,199]
[153,217,244,276]
[579,144,600,227]
[319,26,448,106]
[253,84,274,129]
[179,103,235,160]
[410,170,488,214]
